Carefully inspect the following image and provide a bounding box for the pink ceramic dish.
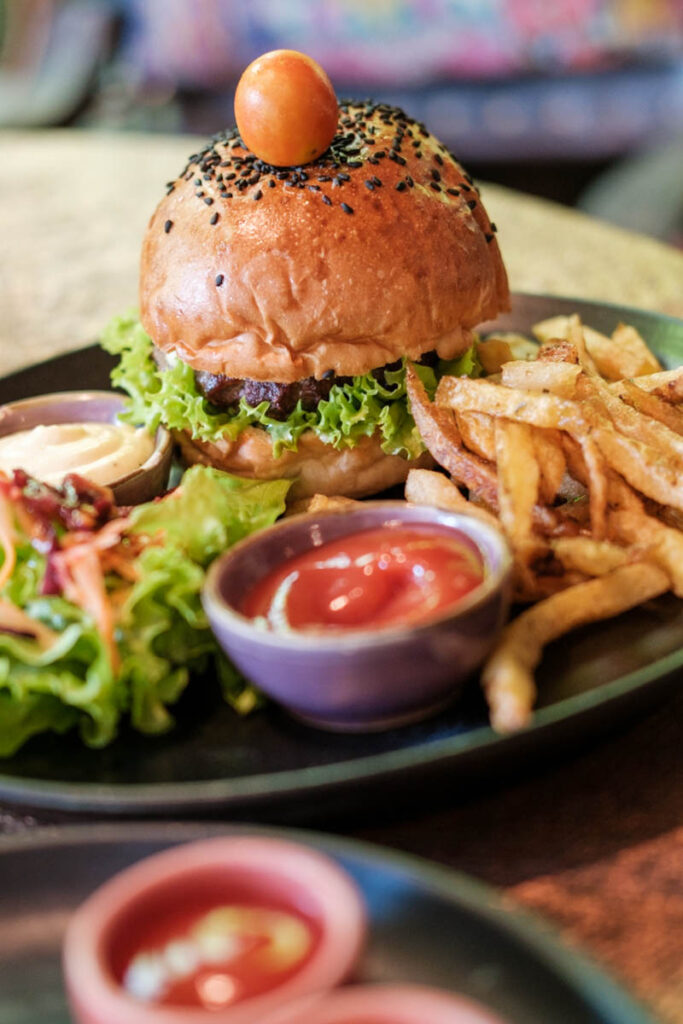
[63,836,366,1024]
[260,983,510,1023]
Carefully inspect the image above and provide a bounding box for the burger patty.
[195,352,438,421]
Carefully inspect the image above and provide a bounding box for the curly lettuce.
[101,313,480,461]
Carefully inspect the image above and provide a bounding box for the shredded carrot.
[56,545,120,672]
[0,598,58,649]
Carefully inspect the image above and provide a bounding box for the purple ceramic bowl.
[203,502,512,732]
[0,390,172,504]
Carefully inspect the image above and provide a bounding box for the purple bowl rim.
[0,389,172,488]
[203,500,512,652]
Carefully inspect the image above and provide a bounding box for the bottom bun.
[174,426,434,501]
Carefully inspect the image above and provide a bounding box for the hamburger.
[106,97,509,500]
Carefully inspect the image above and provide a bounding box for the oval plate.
[0,823,656,1024]
[0,293,681,816]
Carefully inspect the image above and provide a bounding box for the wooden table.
[1,129,682,1023]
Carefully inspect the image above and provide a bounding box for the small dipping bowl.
[63,836,366,1024]
[261,983,509,1024]
[0,390,172,504]
[203,502,512,731]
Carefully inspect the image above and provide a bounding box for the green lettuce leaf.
[0,466,289,756]
[101,313,478,461]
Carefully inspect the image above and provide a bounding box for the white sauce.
[0,422,155,486]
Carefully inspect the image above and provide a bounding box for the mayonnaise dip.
[0,422,155,486]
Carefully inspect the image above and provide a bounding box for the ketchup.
[241,525,484,632]
[121,901,317,1010]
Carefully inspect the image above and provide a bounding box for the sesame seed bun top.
[140,101,509,384]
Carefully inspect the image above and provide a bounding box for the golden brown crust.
[140,103,509,384]
[175,426,434,501]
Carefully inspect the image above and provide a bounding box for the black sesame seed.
[268,179,275,188]
[430,182,441,192]
[215,274,224,286]
[322,369,335,379]
[253,190,263,201]
[405,175,413,187]
[490,221,497,232]
[431,169,441,182]
[447,188,460,196]
[395,181,406,192]
[338,172,350,181]
[210,212,219,225]
[467,199,477,210]
[364,180,375,190]
[164,219,173,233]
[194,177,202,186]
[195,190,204,198]
[341,202,354,214]
[372,176,382,187]
[224,192,233,198]
[224,172,236,181]
[204,197,214,205]
[347,161,362,169]
[317,175,331,182]
[435,153,443,165]
[322,195,332,206]
[308,184,321,191]
[485,233,494,243]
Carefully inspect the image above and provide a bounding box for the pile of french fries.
[405,314,683,733]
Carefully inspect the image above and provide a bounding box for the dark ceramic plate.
[0,822,655,1024]
[0,294,681,817]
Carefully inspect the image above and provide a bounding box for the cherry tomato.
[234,50,338,167]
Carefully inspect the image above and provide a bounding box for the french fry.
[612,368,683,401]
[482,562,669,733]
[494,419,540,560]
[477,338,513,375]
[537,340,579,364]
[566,315,600,376]
[592,426,683,511]
[578,433,608,540]
[406,366,500,508]
[456,411,496,462]
[286,494,362,516]
[609,506,683,598]
[551,537,631,576]
[611,379,683,436]
[405,469,499,529]
[436,376,586,432]
[610,323,662,377]
[578,375,683,461]
[532,429,566,504]
[501,359,581,398]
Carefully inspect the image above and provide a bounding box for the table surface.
[1,128,682,1024]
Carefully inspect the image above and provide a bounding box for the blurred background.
[1,0,682,245]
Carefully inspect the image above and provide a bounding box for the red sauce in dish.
[241,525,485,632]
[121,901,317,1010]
